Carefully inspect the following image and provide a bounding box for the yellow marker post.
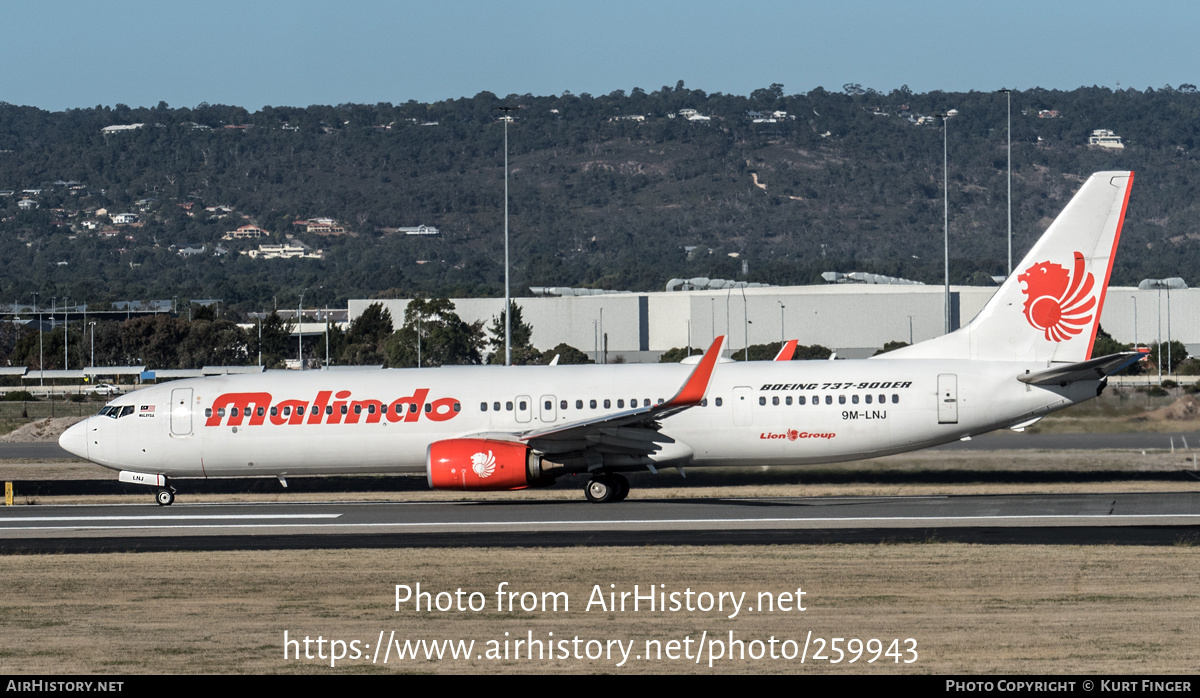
[5,482,12,506]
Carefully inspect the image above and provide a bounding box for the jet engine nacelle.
[427,438,562,491]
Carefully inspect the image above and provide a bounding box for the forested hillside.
[2,82,1199,309]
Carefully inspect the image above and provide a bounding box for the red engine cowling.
[427,439,532,491]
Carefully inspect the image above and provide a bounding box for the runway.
[8,429,1200,462]
[2,492,1197,552]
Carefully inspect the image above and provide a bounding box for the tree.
[793,344,833,361]
[1149,340,1188,374]
[487,303,540,365]
[874,341,909,356]
[540,343,591,364]
[658,346,702,363]
[385,297,483,367]
[334,302,392,365]
[250,312,292,368]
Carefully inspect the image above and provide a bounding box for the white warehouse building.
[350,284,1200,363]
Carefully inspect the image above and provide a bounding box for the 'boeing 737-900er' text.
[60,171,1142,504]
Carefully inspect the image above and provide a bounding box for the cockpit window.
[119,405,135,418]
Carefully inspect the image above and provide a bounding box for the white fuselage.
[63,358,1097,479]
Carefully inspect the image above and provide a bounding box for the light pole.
[778,301,785,344]
[1130,295,1138,348]
[89,321,95,368]
[908,315,914,345]
[257,314,262,367]
[599,307,604,364]
[1167,286,1173,378]
[999,88,1012,276]
[32,293,41,387]
[933,112,952,334]
[498,105,516,366]
[63,297,69,371]
[297,291,305,371]
[741,287,750,361]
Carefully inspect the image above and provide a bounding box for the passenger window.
[700,398,707,407]
[758,397,766,406]
[481,402,488,412]
[617,399,625,408]
[506,401,513,411]
[576,400,583,409]
[715,397,723,407]
[865,395,872,404]
[604,399,611,409]
[785,396,792,406]
[353,405,361,414]
[773,396,780,406]
[453,402,461,412]
[341,405,348,415]
[544,400,552,410]
[325,405,333,415]
[204,408,212,418]
[283,406,292,416]
[425,403,431,413]
[825,396,832,405]
[839,395,846,404]
[560,400,567,410]
[257,407,264,417]
[852,395,859,404]
[878,394,885,404]
[410,404,418,413]
[297,406,305,415]
[218,408,226,418]
[518,401,527,411]
[590,399,597,409]
[368,404,377,414]
[798,396,806,405]
[892,394,899,404]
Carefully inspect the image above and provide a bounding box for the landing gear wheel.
[611,473,630,502]
[155,488,175,506]
[585,475,619,503]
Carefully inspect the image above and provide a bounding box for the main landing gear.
[584,473,629,503]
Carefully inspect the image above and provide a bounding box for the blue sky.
[2,0,1196,111]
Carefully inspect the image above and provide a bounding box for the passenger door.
[170,388,193,436]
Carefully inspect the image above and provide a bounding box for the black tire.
[584,476,617,503]
[155,489,174,506]
[611,473,630,502]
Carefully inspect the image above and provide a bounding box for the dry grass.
[0,545,1197,674]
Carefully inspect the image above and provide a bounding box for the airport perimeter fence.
[0,401,92,423]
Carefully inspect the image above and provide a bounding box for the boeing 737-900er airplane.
[60,171,1143,505]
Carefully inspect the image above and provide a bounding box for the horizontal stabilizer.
[1017,352,1144,387]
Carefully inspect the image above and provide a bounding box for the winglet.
[774,339,798,361]
[666,335,725,406]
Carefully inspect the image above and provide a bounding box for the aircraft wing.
[507,336,725,461]
[1017,351,1146,387]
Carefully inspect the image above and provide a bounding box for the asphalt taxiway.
[2,492,1197,552]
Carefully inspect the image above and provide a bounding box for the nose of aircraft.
[59,418,89,460]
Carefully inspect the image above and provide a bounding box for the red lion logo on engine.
[1017,252,1096,342]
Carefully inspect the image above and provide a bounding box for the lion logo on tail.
[1017,252,1096,342]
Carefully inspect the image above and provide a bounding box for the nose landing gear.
[155,488,176,506]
